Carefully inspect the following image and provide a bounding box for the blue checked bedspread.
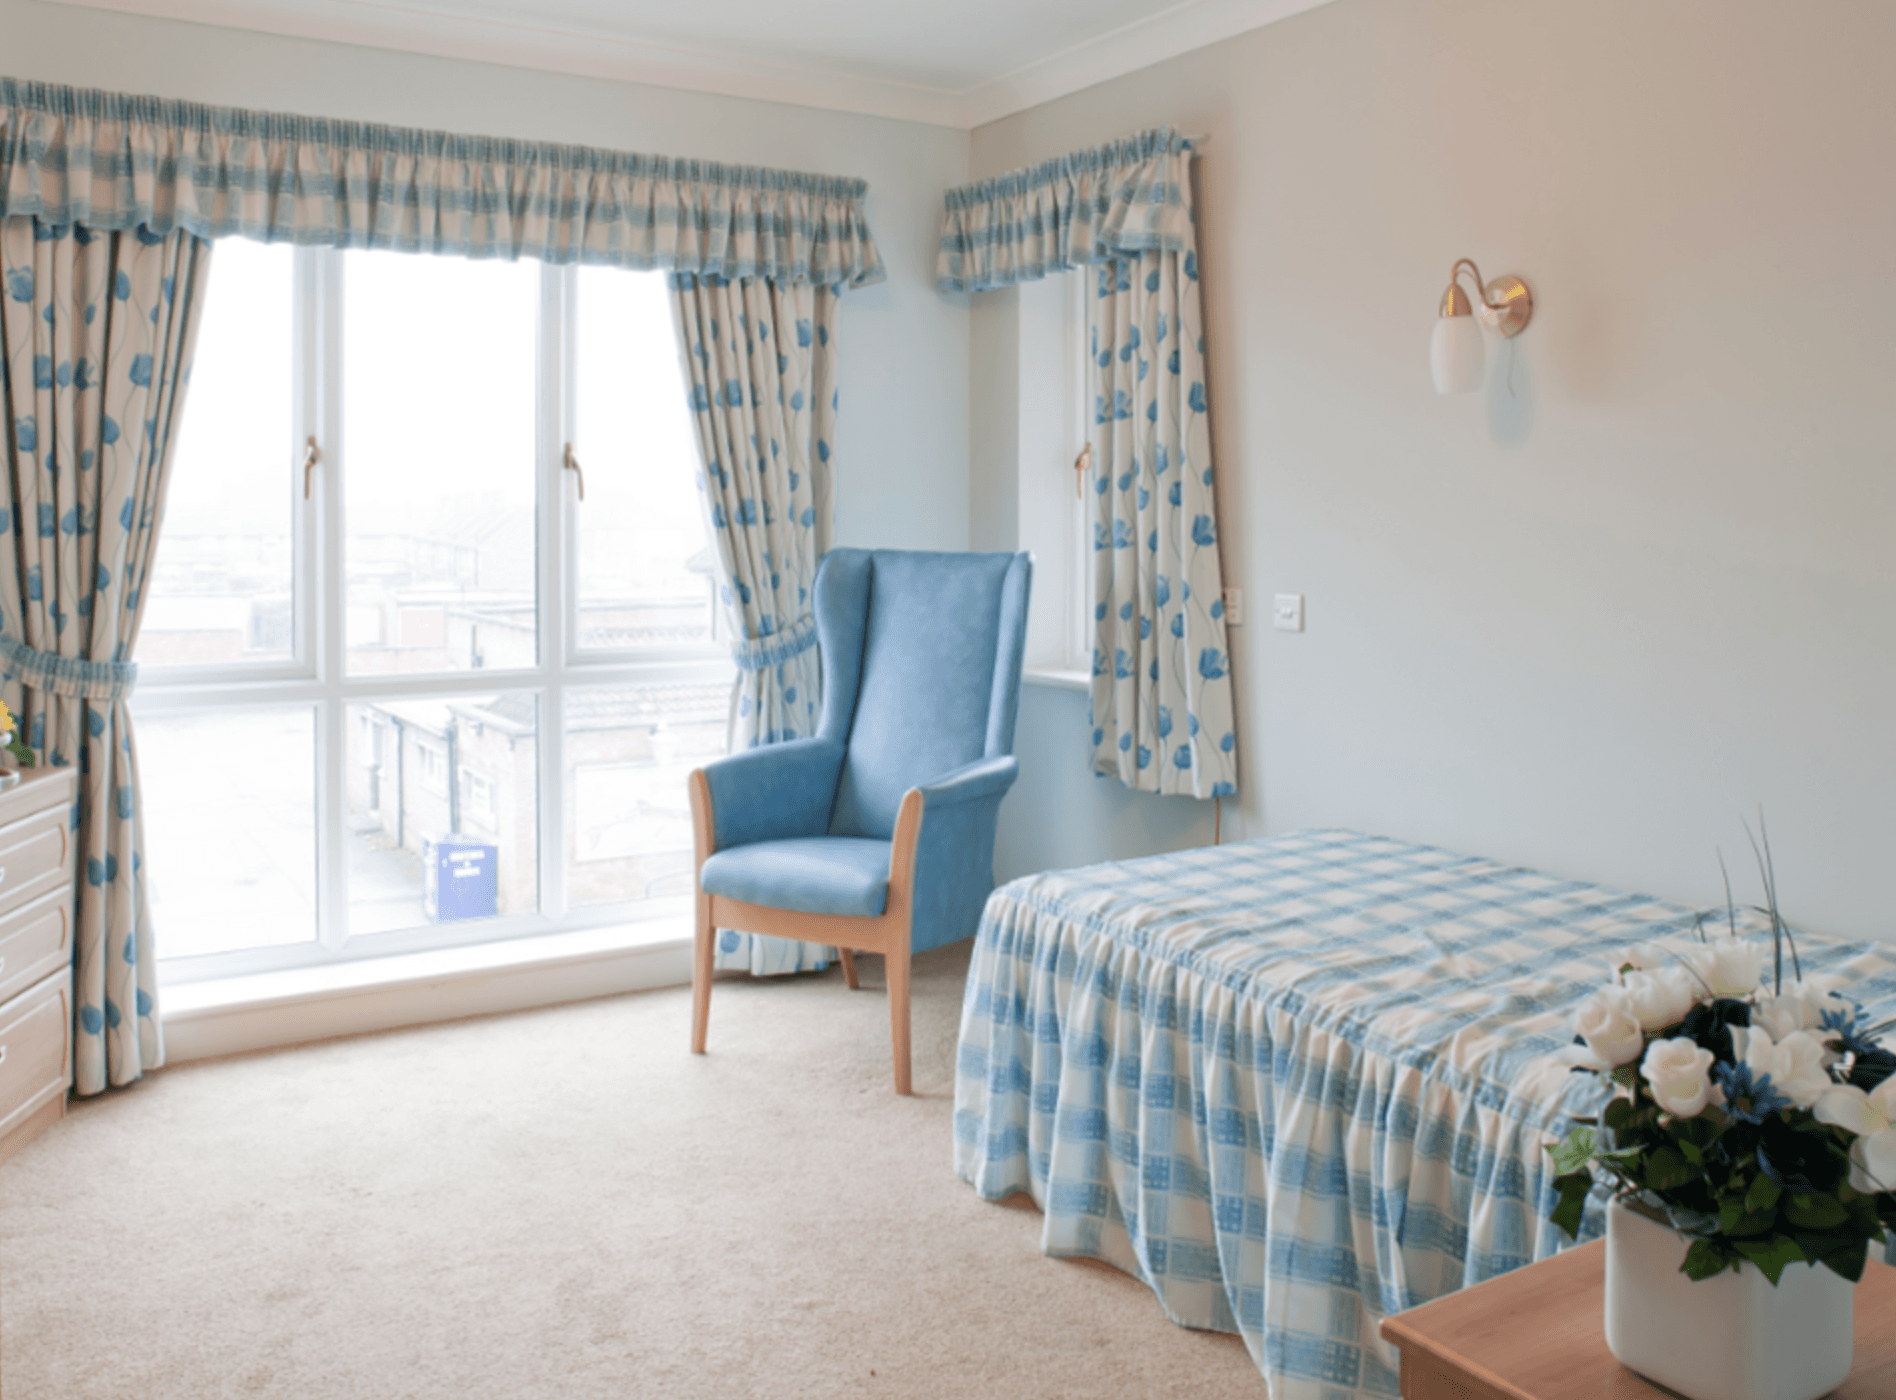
[953,830,1896,1400]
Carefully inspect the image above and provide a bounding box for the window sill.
[161,918,693,1065]
[1024,667,1090,694]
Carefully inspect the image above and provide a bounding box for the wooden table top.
[1379,1241,1896,1400]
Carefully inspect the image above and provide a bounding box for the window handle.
[564,443,586,502]
[303,436,320,499]
[1073,443,1091,499]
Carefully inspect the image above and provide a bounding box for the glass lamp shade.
[1430,313,1485,395]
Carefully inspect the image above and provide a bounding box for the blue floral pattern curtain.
[936,127,1238,799]
[1,79,884,288]
[0,215,212,1092]
[670,273,838,975]
[1087,247,1237,798]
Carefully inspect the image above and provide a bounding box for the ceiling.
[52,0,1333,127]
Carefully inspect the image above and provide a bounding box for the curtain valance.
[0,78,886,288]
[934,126,1191,294]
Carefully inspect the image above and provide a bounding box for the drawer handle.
[0,1045,7,1066]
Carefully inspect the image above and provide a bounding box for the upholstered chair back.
[813,549,1030,842]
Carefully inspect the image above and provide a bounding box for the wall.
[0,0,971,553]
[972,0,1896,943]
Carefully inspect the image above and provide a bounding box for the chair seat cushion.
[699,837,892,918]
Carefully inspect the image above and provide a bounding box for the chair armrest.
[699,738,845,852]
[916,755,1019,812]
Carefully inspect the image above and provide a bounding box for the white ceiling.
[51,0,1334,127]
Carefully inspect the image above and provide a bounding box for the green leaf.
[1682,1238,1738,1281]
[1549,1171,1593,1241]
[1643,1146,1696,1193]
[1604,1097,1659,1134]
[1546,1127,1597,1177]
[1786,1193,1849,1229]
[1745,1174,1782,1215]
[1734,1234,1807,1286]
[4,741,32,767]
[1803,1235,1870,1284]
[1717,1198,1778,1238]
[1678,1139,1703,1166]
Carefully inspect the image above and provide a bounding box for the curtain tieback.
[731,614,817,672]
[0,635,138,701]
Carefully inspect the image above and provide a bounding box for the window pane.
[146,238,295,667]
[347,692,539,934]
[565,680,730,908]
[137,706,316,959]
[574,268,718,649]
[343,252,538,675]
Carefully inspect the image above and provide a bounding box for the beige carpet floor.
[1,944,1263,1398]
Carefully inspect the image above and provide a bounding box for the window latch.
[563,443,585,502]
[1073,443,1091,499]
[303,436,320,499]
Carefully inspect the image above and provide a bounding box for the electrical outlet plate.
[1273,593,1304,632]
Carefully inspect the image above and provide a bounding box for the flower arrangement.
[1547,840,1896,1284]
[0,699,30,769]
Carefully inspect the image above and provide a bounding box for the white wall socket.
[1273,593,1304,632]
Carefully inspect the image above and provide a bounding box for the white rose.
[1622,966,1698,1032]
[1641,1037,1720,1118]
[1815,1080,1896,1194]
[1688,941,1765,999]
[1616,940,1680,973]
[1732,1026,1833,1111]
[1753,985,1851,1047]
[1575,986,1646,1067]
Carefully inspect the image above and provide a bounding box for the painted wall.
[0,0,971,553]
[971,0,1896,943]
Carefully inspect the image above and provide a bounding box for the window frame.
[142,248,731,986]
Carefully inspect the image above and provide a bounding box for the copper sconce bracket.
[1444,258,1532,338]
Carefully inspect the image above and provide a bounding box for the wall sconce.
[1431,259,1532,394]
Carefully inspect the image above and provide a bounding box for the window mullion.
[535,261,573,926]
[316,249,348,956]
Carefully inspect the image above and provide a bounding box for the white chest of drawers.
[0,766,83,1167]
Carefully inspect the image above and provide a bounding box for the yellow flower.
[0,699,14,734]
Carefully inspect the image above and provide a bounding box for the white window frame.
[143,251,730,987]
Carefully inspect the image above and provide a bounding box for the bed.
[953,830,1896,1400]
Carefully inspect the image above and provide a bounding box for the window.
[1010,271,1093,673]
[134,239,731,981]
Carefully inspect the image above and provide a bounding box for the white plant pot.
[1604,1198,1855,1400]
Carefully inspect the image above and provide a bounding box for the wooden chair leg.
[888,938,911,1095]
[838,947,860,990]
[691,905,715,1055]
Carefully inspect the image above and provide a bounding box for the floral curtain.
[0,216,212,1091]
[1086,249,1237,798]
[670,272,838,975]
[1,78,884,288]
[936,127,1239,799]
[934,126,1190,295]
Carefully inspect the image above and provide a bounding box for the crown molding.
[40,0,1336,130]
[950,0,1334,128]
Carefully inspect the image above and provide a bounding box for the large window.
[135,239,731,980]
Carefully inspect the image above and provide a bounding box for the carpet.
[1,943,1262,1398]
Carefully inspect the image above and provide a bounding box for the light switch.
[1273,593,1304,632]
[1221,588,1244,627]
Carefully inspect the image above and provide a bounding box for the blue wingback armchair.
[688,548,1031,1093]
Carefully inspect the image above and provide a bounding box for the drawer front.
[0,798,74,923]
[0,972,71,1138]
[0,888,72,1007]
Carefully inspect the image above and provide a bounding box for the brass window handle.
[1074,443,1091,499]
[303,437,320,499]
[564,443,585,502]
